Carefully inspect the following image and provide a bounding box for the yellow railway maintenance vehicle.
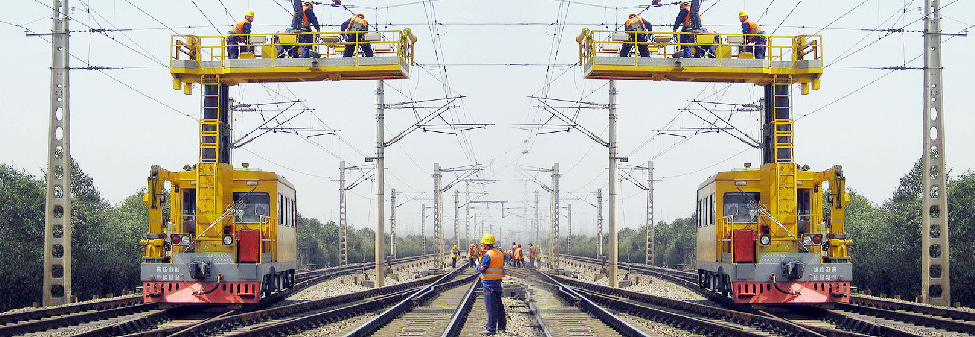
[140,14,416,304]
[577,27,852,304]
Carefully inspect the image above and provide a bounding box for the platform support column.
[921,0,950,306]
[43,0,72,306]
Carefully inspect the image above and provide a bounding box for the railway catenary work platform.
[576,29,823,90]
[169,29,417,87]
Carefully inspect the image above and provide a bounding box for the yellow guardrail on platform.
[170,28,417,67]
[576,29,822,67]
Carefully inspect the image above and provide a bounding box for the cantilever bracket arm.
[533,96,609,147]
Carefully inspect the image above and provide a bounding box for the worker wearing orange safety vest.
[467,244,478,268]
[478,233,506,335]
[513,244,524,268]
[528,243,538,268]
[290,1,320,58]
[620,13,652,58]
[739,11,767,59]
[341,13,374,57]
[672,1,703,58]
[226,11,254,59]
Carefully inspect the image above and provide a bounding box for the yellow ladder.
[771,75,797,227]
[197,76,222,219]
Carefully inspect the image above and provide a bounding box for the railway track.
[0,254,435,337]
[560,254,975,337]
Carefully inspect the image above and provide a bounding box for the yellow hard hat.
[356,13,365,18]
[628,13,637,18]
[481,233,496,245]
[245,10,254,17]
[739,10,748,17]
[453,244,458,248]
[681,1,689,6]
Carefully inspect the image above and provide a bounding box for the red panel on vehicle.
[732,229,755,263]
[238,229,261,263]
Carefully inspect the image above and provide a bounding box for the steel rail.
[0,294,141,326]
[343,266,474,337]
[439,278,480,337]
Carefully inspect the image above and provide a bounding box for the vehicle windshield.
[723,192,760,224]
[234,192,270,223]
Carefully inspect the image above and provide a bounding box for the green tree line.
[573,159,975,306]
[0,162,429,311]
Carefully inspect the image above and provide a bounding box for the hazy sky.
[2,0,973,245]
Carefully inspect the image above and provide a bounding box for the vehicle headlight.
[222,235,234,245]
[760,235,771,245]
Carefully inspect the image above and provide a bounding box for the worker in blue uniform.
[478,233,506,335]
[342,13,374,57]
[620,13,652,58]
[694,27,719,58]
[293,1,320,58]
[739,11,767,59]
[227,11,254,59]
[672,1,702,58]
[274,27,299,58]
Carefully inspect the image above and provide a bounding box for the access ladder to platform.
[170,29,417,86]
[576,29,823,87]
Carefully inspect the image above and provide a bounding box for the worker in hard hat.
[739,10,768,59]
[672,1,704,58]
[513,244,524,267]
[227,11,254,59]
[467,244,478,268]
[528,243,537,268]
[450,244,460,268]
[342,13,374,57]
[478,233,506,335]
[291,1,321,58]
[620,13,652,58]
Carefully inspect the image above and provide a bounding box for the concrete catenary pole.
[921,0,950,306]
[44,0,72,306]
[645,161,655,265]
[608,79,620,288]
[534,191,540,248]
[390,188,397,259]
[421,204,427,255]
[339,161,349,265]
[465,181,471,248]
[597,189,604,258]
[566,203,572,256]
[434,163,444,267]
[374,80,385,287]
[454,190,461,248]
[549,164,560,268]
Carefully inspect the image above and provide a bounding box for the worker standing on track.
[451,244,460,268]
[620,13,652,58]
[293,1,321,58]
[467,244,478,268]
[227,11,254,59]
[342,13,374,57]
[739,11,767,59]
[513,244,524,267]
[478,233,506,335]
[672,1,703,58]
[528,243,537,268]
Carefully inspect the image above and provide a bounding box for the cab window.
[723,192,760,223]
[234,192,270,223]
